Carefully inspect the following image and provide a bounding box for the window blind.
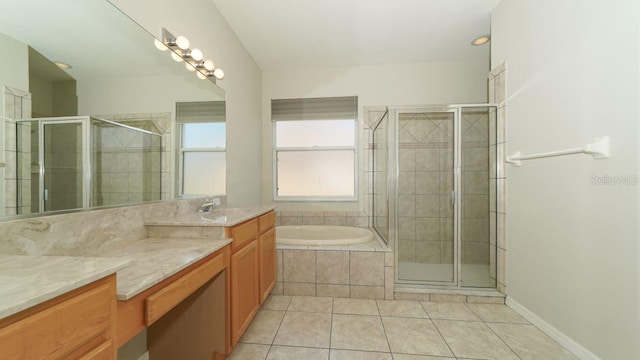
[271,96,357,121]
[176,101,226,123]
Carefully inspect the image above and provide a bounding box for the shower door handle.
[451,190,455,206]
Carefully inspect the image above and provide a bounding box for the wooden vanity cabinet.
[229,238,259,346]
[258,212,276,303]
[226,219,260,347]
[0,275,117,360]
[226,210,276,348]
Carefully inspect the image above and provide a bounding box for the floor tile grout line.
[465,302,523,360]
[376,299,394,354]
[328,297,334,355]
[418,300,433,320]
[483,320,524,360]
[266,300,289,356]
[429,317,457,358]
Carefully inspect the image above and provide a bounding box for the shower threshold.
[397,262,495,288]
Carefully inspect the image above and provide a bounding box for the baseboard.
[505,297,601,360]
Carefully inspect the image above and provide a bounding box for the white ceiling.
[212,0,500,70]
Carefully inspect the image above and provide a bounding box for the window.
[177,101,226,195]
[272,96,357,200]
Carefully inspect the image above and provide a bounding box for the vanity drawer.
[145,252,226,325]
[77,339,114,360]
[258,211,276,233]
[228,219,259,251]
[0,277,114,360]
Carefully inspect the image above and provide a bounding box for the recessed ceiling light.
[54,61,72,69]
[471,35,491,46]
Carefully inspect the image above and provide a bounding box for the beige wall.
[108,0,263,207]
[491,0,639,358]
[0,32,28,91]
[262,58,490,211]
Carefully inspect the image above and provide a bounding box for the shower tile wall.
[276,211,369,228]
[92,113,170,205]
[2,86,31,216]
[397,113,454,265]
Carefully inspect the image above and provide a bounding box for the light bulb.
[190,48,203,61]
[203,59,215,71]
[196,71,207,80]
[213,68,224,80]
[175,35,190,50]
[171,51,183,62]
[154,39,168,51]
[185,62,196,71]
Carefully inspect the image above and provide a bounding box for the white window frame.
[272,120,358,202]
[177,123,226,196]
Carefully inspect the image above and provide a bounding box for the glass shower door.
[372,110,389,243]
[41,121,87,211]
[396,110,457,284]
[459,106,497,288]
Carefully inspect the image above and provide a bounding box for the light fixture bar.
[159,28,224,82]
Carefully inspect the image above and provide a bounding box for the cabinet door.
[0,278,115,360]
[230,240,259,346]
[259,228,276,303]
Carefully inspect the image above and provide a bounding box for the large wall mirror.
[0,0,226,219]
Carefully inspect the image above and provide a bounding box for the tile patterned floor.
[228,296,579,360]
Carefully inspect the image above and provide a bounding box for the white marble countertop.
[0,206,268,319]
[0,236,232,320]
[145,205,276,227]
[91,237,232,300]
[0,255,131,320]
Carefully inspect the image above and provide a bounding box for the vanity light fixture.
[157,28,225,82]
[153,39,168,51]
[203,60,215,71]
[170,52,183,62]
[212,68,224,80]
[472,35,491,46]
[189,48,204,61]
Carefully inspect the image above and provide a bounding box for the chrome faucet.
[198,197,221,213]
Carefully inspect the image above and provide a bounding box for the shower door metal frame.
[39,117,91,212]
[17,116,92,213]
[391,104,499,288]
[390,106,461,287]
[371,109,390,245]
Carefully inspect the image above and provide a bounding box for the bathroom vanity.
[0,202,276,360]
[145,205,277,351]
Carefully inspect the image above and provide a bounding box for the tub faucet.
[198,197,221,213]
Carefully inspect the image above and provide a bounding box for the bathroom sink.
[202,208,255,217]
[198,208,257,224]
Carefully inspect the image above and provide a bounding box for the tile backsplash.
[0,196,213,256]
[276,211,368,228]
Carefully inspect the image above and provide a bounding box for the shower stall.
[372,105,498,288]
[14,116,161,214]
